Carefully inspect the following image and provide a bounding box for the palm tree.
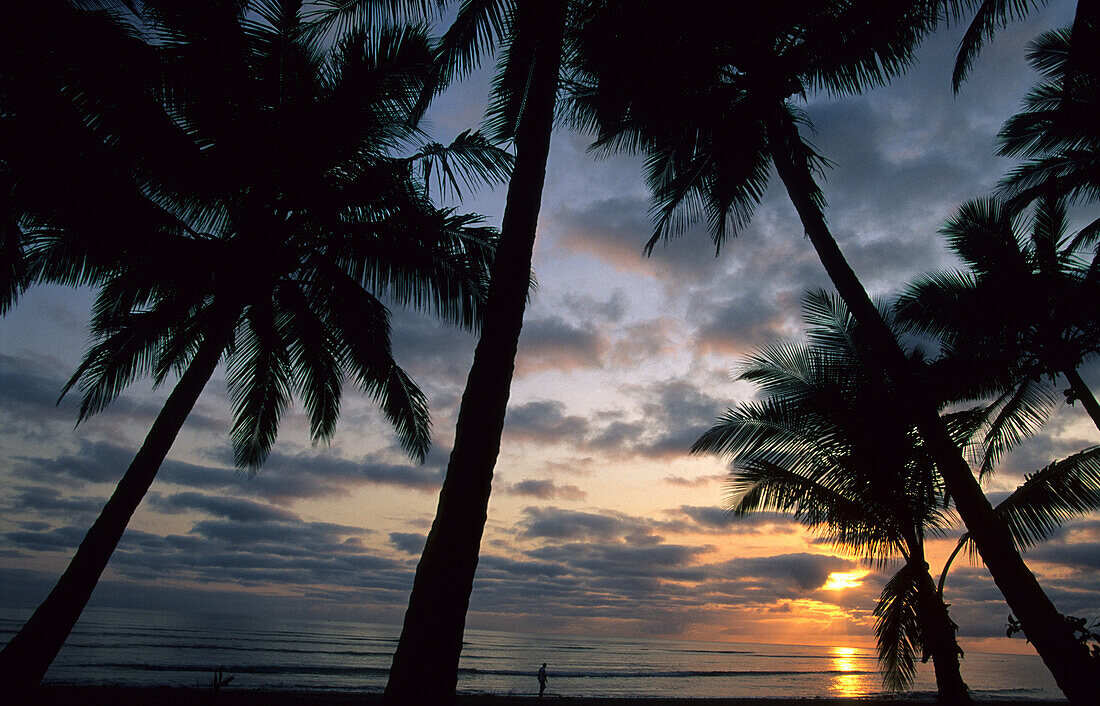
[938,1,1099,213]
[0,2,509,694]
[568,2,1096,700]
[897,196,1100,475]
[1,0,179,314]
[996,22,1100,216]
[378,2,573,701]
[693,291,972,703]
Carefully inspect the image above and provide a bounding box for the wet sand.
[24,686,1065,705]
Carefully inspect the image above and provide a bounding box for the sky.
[2,1,1099,660]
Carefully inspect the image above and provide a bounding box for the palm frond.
[425,0,513,101]
[996,446,1100,550]
[976,377,1057,478]
[298,0,443,51]
[410,129,514,200]
[227,303,293,470]
[950,0,1050,92]
[276,280,345,446]
[874,561,923,691]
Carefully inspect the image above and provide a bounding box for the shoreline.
[24,686,1066,705]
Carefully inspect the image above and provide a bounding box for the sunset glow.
[0,2,1096,675]
[824,571,868,590]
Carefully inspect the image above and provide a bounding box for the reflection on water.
[830,646,871,697]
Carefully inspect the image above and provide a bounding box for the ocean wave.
[65,643,394,658]
[77,663,878,679]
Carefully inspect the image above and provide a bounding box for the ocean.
[0,607,1061,700]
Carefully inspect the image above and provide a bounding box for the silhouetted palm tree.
[1,0,180,313]
[694,291,972,703]
[569,2,1096,700]
[0,2,508,694]
[898,196,1100,475]
[996,23,1100,215]
[378,2,573,701]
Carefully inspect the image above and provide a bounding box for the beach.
[24,687,1068,705]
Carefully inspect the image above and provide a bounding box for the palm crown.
[693,291,965,693]
[29,2,511,466]
[897,196,1100,475]
[567,0,936,248]
[0,2,512,692]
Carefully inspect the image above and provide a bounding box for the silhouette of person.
[537,662,547,697]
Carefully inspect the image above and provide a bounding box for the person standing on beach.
[537,662,547,697]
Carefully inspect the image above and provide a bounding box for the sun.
[824,571,867,590]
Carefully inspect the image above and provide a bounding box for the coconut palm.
[693,291,972,702]
[996,23,1100,215]
[0,2,510,694]
[376,2,573,700]
[897,196,1100,476]
[568,2,1096,700]
[0,0,181,314]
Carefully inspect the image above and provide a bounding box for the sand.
[23,686,1066,705]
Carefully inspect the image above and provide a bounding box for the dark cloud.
[586,419,647,451]
[520,507,655,543]
[694,289,798,356]
[713,553,854,592]
[0,355,72,412]
[388,312,477,392]
[502,479,587,501]
[4,486,106,521]
[4,525,86,553]
[515,316,606,375]
[389,532,426,555]
[555,196,726,286]
[667,506,801,536]
[562,290,628,324]
[502,400,591,446]
[147,491,301,523]
[635,379,728,459]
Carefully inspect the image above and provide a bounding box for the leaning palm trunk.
[383,3,567,703]
[907,538,970,705]
[0,325,230,697]
[917,574,969,705]
[1063,368,1100,433]
[764,108,1096,703]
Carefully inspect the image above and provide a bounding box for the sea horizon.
[0,606,1062,700]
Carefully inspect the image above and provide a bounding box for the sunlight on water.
[0,607,1062,699]
[829,646,871,697]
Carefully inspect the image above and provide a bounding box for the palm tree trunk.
[765,107,1097,704]
[1063,367,1100,433]
[0,327,229,697]
[907,543,970,705]
[382,3,567,703]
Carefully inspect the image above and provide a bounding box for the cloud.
[711,553,854,592]
[515,316,607,375]
[389,532,426,555]
[502,479,587,501]
[662,474,725,488]
[147,491,301,523]
[634,379,728,459]
[555,197,727,286]
[666,506,801,536]
[693,289,798,356]
[562,290,628,324]
[520,507,655,543]
[502,400,591,446]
